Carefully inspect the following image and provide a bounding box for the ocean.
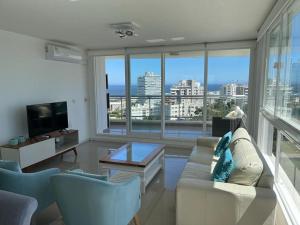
[108,84,222,96]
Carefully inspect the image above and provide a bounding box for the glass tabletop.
[101,142,165,166]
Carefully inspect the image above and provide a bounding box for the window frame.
[258,1,300,223]
[90,42,255,140]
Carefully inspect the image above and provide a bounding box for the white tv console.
[0,130,79,169]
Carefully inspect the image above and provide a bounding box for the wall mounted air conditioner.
[45,44,83,64]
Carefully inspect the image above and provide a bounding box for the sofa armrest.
[176,178,276,225]
[196,137,220,149]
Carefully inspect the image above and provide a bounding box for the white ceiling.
[0,0,276,50]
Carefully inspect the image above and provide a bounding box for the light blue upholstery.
[0,160,60,212]
[51,173,141,225]
[0,190,38,225]
[66,169,108,181]
[0,160,22,173]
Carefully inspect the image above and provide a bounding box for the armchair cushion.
[0,167,60,212]
[51,173,141,225]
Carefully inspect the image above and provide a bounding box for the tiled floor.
[32,141,191,225]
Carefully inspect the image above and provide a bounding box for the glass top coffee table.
[99,142,165,193]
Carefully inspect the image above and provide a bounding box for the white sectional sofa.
[176,128,277,225]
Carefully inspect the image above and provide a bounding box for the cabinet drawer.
[19,138,55,168]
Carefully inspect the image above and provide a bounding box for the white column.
[95,56,108,133]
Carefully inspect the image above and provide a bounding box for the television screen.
[27,101,68,138]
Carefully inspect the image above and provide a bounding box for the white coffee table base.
[101,150,164,193]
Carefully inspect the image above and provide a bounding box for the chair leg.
[73,148,78,156]
[133,214,141,225]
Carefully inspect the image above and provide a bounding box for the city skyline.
[109,74,249,122]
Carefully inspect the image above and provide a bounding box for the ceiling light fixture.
[146,39,166,43]
[110,22,140,39]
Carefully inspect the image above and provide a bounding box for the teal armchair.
[0,160,60,212]
[51,173,141,225]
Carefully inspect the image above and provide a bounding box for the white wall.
[0,29,90,144]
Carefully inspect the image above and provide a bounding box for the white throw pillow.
[228,139,263,186]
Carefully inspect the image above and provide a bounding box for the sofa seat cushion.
[228,139,263,186]
[181,162,212,180]
[189,147,219,165]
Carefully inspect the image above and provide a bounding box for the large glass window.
[129,54,162,134]
[278,4,300,129]
[264,24,281,114]
[259,1,300,220]
[164,51,206,138]
[207,49,250,130]
[98,49,252,138]
[279,132,300,194]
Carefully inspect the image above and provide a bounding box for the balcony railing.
[108,94,248,122]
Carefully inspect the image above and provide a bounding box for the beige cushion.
[181,162,212,180]
[228,139,263,186]
[230,128,251,149]
[189,146,219,165]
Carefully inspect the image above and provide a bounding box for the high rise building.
[170,80,203,96]
[236,85,248,96]
[137,72,161,96]
[134,72,161,116]
[221,83,249,96]
[220,83,237,96]
[165,80,204,120]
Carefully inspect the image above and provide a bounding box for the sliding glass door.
[97,47,253,138]
[164,51,206,138]
[129,54,162,134]
[264,24,281,114]
[207,49,251,131]
[105,56,126,135]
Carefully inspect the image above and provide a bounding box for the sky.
[105,55,250,86]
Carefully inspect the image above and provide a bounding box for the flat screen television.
[26,101,68,138]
